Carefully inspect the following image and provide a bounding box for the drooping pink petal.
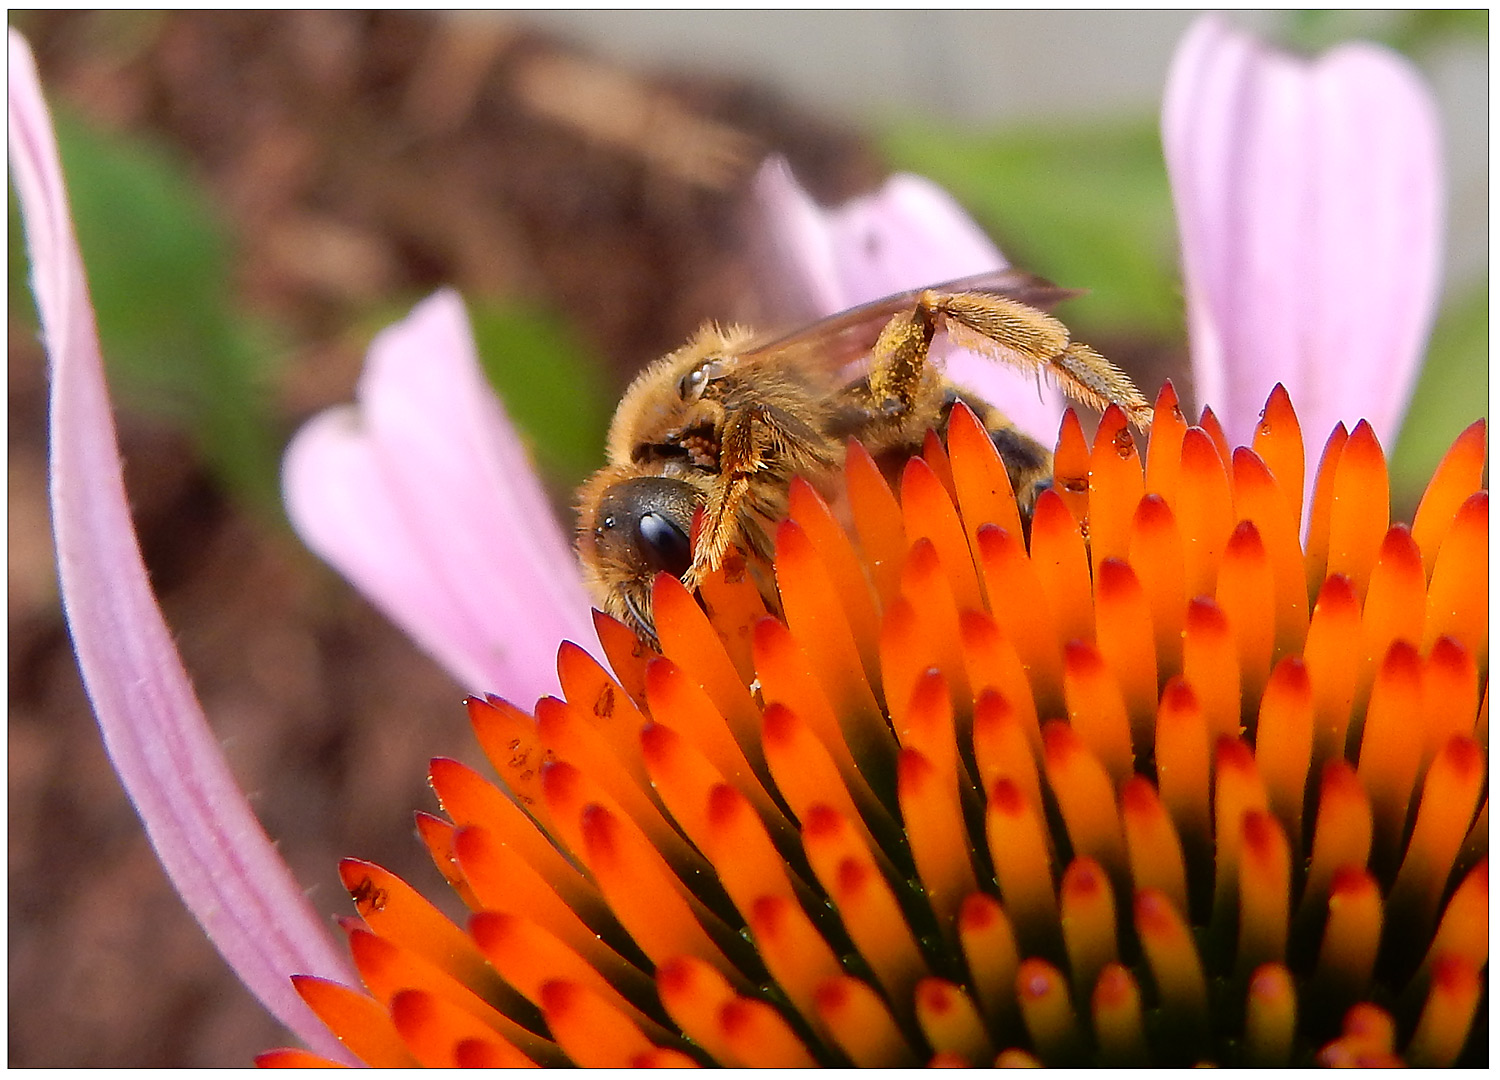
[8,29,355,1062]
[1164,14,1444,450]
[283,291,600,706]
[750,157,1067,441]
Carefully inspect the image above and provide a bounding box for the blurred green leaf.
[467,302,614,495]
[8,105,281,510]
[879,115,1181,341]
[1391,279,1489,511]
[1282,9,1488,57]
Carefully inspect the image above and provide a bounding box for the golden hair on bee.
[576,270,1150,644]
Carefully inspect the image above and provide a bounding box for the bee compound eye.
[635,511,693,579]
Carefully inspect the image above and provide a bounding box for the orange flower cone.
[262,388,1487,1067]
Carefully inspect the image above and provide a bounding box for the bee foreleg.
[684,404,770,588]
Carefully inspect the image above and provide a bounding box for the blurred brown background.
[7,9,1485,1067]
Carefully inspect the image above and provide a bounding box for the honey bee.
[576,270,1152,644]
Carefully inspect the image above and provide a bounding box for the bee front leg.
[684,406,770,589]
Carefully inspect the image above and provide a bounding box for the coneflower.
[262,390,1487,1067]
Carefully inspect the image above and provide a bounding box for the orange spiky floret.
[263,393,1486,1067]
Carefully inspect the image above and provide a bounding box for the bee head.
[587,476,698,583]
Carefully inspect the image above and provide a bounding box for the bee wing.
[740,269,1083,372]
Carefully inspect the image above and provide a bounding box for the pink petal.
[1164,14,1443,450]
[8,29,355,1061]
[283,291,600,706]
[749,157,1067,442]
